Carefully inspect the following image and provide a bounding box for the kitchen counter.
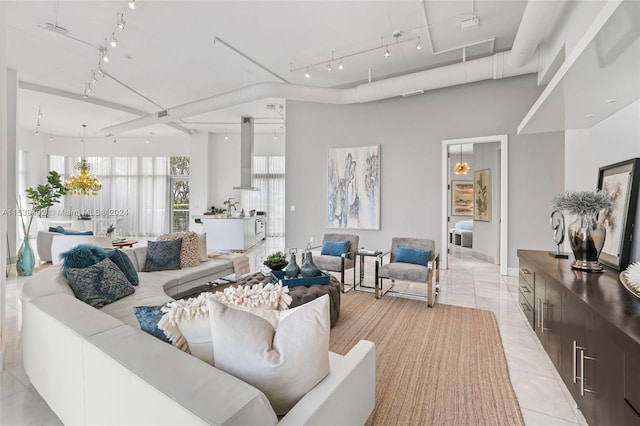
[196,215,266,251]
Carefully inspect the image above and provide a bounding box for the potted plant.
[106,223,116,238]
[551,190,613,272]
[213,207,227,217]
[16,170,66,275]
[223,197,239,218]
[264,251,288,271]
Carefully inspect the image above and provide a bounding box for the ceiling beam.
[18,81,195,136]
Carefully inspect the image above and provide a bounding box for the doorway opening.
[441,135,508,275]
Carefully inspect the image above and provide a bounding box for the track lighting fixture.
[35,128,39,135]
[49,135,53,142]
[146,132,153,144]
[117,13,126,30]
[90,71,97,84]
[110,33,118,47]
[100,46,109,62]
[96,65,104,76]
[85,83,92,93]
[82,92,89,99]
[225,129,229,140]
[128,0,136,9]
[273,130,277,140]
[292,33,419,77]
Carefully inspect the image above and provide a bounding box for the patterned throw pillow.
[157,232,200,267]
[66,258,135,309]
[142,239,182,272]
[60,244,109,277]
[107,249,139,285]
[134,305,171,343]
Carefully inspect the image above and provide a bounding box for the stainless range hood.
[233,116,260,191]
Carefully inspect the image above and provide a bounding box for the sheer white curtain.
[241,156,285,237]
[49,156,170,236]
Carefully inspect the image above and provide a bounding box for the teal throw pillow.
[395,246,431,267]
[320,240,350,256]
[60,244,109,277]
[49,226,64,233]
[66,258,135,309]
[134,305,171,343]
[108,250,139,285]
[142,239,183,272]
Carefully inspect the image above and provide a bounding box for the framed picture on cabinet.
[597,158,640,271]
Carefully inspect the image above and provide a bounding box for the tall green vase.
[17,236,35,276]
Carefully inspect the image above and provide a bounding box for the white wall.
[565,99,640,262]
[286,75,565,268]
[1,0,7,371]
[470,142,500,263]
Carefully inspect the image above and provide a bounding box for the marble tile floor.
[0,238,588,425]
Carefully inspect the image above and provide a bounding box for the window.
[241,156,285,237]
[169,157,190,233]
[49,156,172,236]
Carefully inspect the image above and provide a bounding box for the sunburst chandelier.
[453,144,470,175]
[65,125,103,196]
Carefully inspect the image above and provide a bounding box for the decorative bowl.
[263,261,288,271]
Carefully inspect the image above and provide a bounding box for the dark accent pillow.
[320,240,350,256]
[49,226,64,233]
[395,246,431,267]
[134,305,171,343]
[108,250,139,285]
[60,244,109,277]
[142,239,183,272]
[64,230,94,236]
[66,258,135,309]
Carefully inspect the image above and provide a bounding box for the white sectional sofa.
[22,246,376,425]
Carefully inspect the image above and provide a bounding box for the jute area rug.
[329,291,524,426]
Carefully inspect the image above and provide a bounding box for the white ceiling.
[7,0,528,138]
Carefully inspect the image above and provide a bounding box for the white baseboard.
[472,251,496,264]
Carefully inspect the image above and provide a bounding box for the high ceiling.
[7,0,528,138]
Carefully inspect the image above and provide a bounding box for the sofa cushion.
[143,239,182,272]
[395,245,431,267]
[320,240,350,256]
[158,284,292,364]
[100,285,173,327]
[60,244,109,277]
[157,232,200,268]
[134,305,171,343]
[378,262,428,282]
[107,250,139,285]
[207,294,330,415]
[66,258,136,309]
[314,255,355,272]
[198,233,208,262]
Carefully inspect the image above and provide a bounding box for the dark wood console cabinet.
[518,250,640,426]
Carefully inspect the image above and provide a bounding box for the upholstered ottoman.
[235,272,341,327]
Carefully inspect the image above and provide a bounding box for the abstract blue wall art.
[327,145,380,230]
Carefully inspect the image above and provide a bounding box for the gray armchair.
[312,233,359,293]
[374,237,440,307]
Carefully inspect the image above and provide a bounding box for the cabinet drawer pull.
[519,268,531,275]
[520,285,531,294]
[574,343,597,396]
[520,303,530,312]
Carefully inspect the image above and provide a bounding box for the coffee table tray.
[271,270,330,287]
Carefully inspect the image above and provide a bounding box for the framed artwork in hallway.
[474,169,491,222]
[451,181,474,216]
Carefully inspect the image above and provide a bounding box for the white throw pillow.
[158,284,292,365]
[206,294,331,415]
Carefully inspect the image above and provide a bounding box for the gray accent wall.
[286,74,565,269]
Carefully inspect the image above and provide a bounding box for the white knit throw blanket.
[158,283,292,352]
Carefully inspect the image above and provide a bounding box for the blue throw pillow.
[49,226,64,233]
[60,244,109,277]
[64,230,94,236]
[66,258,135,309]
[134,305,171,343]
[395,246,431,267]
[320,240,350,256]
[108,250,139,285]
[142,239,182,272]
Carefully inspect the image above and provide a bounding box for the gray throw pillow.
[142,239,182,272]
[66,258,135,309]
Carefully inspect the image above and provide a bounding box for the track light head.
[117,13,126,30]
[327,63,332,72]
[384,48,390,57]
[338,61,344,70]
[305,68,310,78]
[128,0,136,9]
[110,33,118,47]
[416,37,422,50]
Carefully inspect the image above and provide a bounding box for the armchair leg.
[375,260,380,299]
